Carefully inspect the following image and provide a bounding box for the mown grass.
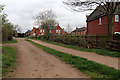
[2,46,17,76]
[29,38,120,58]
[2,39,17,44]
[26,39,120,80]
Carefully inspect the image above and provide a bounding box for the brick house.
[86,5,120,35]
[32,24,66,36]
[35,28,46,36]
[71,27,87,35]
[30,27,37,36]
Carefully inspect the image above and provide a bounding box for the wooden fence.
[37,35,120,51]
[53,35,120,51]
[106,40,120,52]
[54,35,108,49]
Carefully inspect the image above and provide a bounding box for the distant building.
[71,27,87,35]
[25,30,31,36]
[30,27,37,36]
[30,24,66,36]
[86,5,120,35]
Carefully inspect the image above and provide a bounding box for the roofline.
[87,13,120,22]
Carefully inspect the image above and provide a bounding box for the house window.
[43,29,45,32]
[56,30,58,33]
[81,32,83,34]
[50,30,51,33]
[115,15,119,22]
[59,30,61,33]
[41,33,44,35]
[33,33,35,36]
[99,17,101,25]
[40,30,42,32]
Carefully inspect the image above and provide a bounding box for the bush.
[2,23,13,42]
[37,35,89,47]
[50,37,86,47]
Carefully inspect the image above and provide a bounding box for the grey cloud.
[1,0,90,33]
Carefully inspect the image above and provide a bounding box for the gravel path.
[31,39,119,70]
[6,38,90,78]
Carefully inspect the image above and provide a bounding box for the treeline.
[0,5,16,42]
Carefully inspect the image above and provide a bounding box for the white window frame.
[59,30,61,33]
[99,17,101,25]
[41,33,44,35]
[43,29,45,32]
[50,30,51,33]
[115,15,119,22]
[40,30,42,32]
[33,33,35,36]
[56,30,58,33]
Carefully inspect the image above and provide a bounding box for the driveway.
[5,38,89,78]
[31,39,119,70]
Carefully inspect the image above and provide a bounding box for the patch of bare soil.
[5,38,90,78]
[31,39,119,70]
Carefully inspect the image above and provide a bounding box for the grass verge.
[3,39,17,44]
[26,39,120,80]
[29,38,120,58]
[2,46,17,76]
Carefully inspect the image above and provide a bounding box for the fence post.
[95,35,98,48]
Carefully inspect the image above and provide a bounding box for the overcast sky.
[1,0,92,33]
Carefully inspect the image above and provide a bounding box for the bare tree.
[33,10,57,39]
[33,10,57,26]
[63,0,120,40]
[40,19,57,32]
[65,24,72,33]
[13,24,22,33]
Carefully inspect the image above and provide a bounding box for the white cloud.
[1,0,90,33]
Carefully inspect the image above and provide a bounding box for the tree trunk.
[45,29,51,40]
[107,14,114,40]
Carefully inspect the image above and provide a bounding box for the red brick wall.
[35,25,64,35]
[38,28,46,35]
[36,29,40,36]
[30,27,37,36]
[87,15,120,35]
[113,14,120,33]
[71,30,86,35]
[52,25,63,34]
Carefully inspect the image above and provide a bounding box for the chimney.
[58,23,59,26]
[33,27,36,29]
[86,14,90,20]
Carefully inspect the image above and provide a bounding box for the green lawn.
[29,38,120,58]
[2,39,17,44]
[26,39,120,80]
[2,46,17,76]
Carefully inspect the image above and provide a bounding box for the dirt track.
[31,39,119,70]
[6,38,89,78]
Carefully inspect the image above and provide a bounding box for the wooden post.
[95,35,98,48]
